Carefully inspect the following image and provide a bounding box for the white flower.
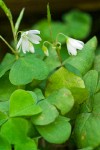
[66,37,84,55]
[17,30,42,53]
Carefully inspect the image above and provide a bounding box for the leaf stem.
[0,35,17,55]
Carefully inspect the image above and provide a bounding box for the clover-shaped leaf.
[9,89,42,117]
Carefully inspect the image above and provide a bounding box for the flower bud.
[42,45,49,56]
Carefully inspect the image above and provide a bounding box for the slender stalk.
[7,13,17,46]
[56,32,67,43]
[43,41,53,47]
[56,47,62,64]
[47,4,53,42]
[0,0,17,46]
[10,19,17,45]
[0,35,17,55]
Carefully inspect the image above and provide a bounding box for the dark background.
[0,0,100,59]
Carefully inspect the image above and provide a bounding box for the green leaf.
[15,138,37,150]
[94,55,100,72]
[47,88,74,115]
[33,88,44,101]
[63,10,92,39]
[95,47,100,55]
[74,113,100,149]
[9,89,42,117]
[9,54,49,85]
[83,70,98,96]
[74,92,100,149]
[27,122,39,138]
[27,91,37,103]
[0,53,15,78]
[60,45,69,62]
[70,87,89,104]
[67,102,80,120]
[0,73,16,101]
[96,72,100,93]
[0,101,9,113]
[64,63,82,77]
[0,134,11,150]
[0,0,13,22]
[15,8,25,33]
[0,111,8,126]
[64,37,97,75]
[45,67,85,96]
[92,92,100,113]
[32,100,59,125]
[1,117,29,144]
[36,116,71,144]
[34,44,44,60]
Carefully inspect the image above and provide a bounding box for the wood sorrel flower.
[66,37,84,55]
[17,30,42,53]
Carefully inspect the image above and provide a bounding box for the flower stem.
[10,20,17,46]
[47,4,53,42]
[0,35,17,55]
[56,33,67,43]
[43,41,53,47]
[56,47,62,64]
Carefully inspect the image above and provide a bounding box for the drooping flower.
[66,37,84,55]
[17,30,42,53]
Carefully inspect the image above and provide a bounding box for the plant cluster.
[0,1,100,150]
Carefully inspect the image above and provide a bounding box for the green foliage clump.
[0,1,100,150]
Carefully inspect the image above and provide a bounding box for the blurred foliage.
[33,10,92,43]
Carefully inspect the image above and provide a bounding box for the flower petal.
[28,30,40,35]
[29,42,35,53]
[22,37,29,53]
[17,30,41,54]
[67,43,77,55]
[68,38,84,50]
[17,38,22,49]
[28,34,42,44]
